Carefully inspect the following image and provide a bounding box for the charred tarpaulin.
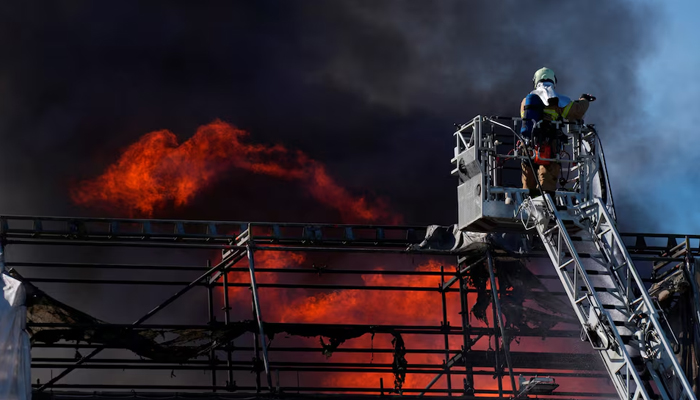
[17,269,412,389]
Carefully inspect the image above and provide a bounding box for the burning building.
[0,2,697,400]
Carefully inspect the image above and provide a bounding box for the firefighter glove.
[580,93,596,102]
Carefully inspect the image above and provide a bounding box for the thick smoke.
[0,0,662,392]
[0,1,657,228]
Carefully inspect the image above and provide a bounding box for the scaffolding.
[1,216,698,399]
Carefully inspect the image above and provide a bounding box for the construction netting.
[1,271,31,400]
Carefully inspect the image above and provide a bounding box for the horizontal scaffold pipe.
[26,384,617,397]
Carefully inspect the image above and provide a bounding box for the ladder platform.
[453,116,695,400]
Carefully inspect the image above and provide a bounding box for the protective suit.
[520,68,591,193]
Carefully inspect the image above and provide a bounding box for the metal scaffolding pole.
[486,251,517,396]
[246,240,273,391]
[457,264,475,395]
[222,261,235,388]
[206,260,217,391]
[14,211,700,398]
[31,352,608,372]
[439,265,452,395]
[253,294,261,393]
[490,291,503,396]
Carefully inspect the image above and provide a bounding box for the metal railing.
[452,115,606,208]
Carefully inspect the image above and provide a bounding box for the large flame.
[71,120,401,224]
[70,119,600,395]
[223,254,515,394]
[221,253,604,395]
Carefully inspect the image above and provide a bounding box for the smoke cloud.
[0,0,658,228]
[0,0,664,393]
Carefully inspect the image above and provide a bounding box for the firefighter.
[520,67,595,195]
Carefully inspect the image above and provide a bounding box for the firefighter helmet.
[533,67,557,87]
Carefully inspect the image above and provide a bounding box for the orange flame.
[71,120,401,224]
[275,261,454,325]
[71,119,598,394]
[222,254,600,395]
[223,256,509,393]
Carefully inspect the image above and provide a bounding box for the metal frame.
[0,216,631,398]
[451,116,596,211]
[4,215,699,398]
[453,114,697,400]
[522,194,695,400]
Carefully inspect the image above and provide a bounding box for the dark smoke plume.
[0,1,657,228]
[0,0,662,391]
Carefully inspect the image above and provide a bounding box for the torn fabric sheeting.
[0,271,31,400]
[18,226,575,393]
[410,224,491,252]
[21,261,573,357]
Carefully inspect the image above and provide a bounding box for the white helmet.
[533,67,556,87]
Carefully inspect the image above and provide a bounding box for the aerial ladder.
[452,116,696,400]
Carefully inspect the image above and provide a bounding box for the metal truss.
[3,214,700,399]
[523,195,695,400]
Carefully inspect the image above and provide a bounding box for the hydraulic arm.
[453,116,697,400]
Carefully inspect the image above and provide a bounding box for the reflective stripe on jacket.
[520,94,590,136]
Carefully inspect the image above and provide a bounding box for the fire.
[266,260,492,393]
[223,256,508,393]
[70,119,597,395]
[274,261,455,325]
[222,253,598,395]
[71,120,401,224]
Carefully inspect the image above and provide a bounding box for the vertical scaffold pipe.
[457,265,475,394]
[440,265,453,396]
[206,260,217,391]
[222,260,234,388]
[487,251,517,396]
[247,243,273,391]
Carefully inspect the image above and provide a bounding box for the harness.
[531,120,562,165]
[522,92,570,166]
